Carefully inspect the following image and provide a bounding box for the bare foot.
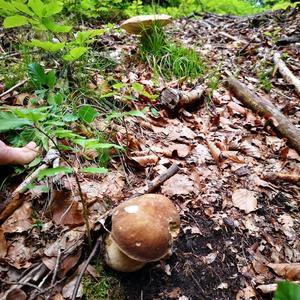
[0,141,39,165]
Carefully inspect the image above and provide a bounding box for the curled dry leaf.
[232,189,257,214]
[240,140,262,159]
[256,283,278,294]
[2,202,32,233]
[129,154,159,167]
[202,252,218,264]
[0,229,7,258]
[207,141,222,165]
[166,143,192,158]
[268,263,300,280]
[42,248,82,277]
[50,191,84,227]
[6,236,32,269]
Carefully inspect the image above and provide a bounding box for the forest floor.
[0,6,300,300]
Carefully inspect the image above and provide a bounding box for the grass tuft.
[138,24,204,80]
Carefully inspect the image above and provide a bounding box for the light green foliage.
[64,0,127,22]
[142,0,262,17]
[274,281,300,300]
[38,166,73,180]
[258,68,272,93]
[0,111,32,132]
[1,0,71,31]
[1,63,123,167]
[78,105,98,123]
[125,0,143,16]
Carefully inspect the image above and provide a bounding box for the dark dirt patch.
[107,216,261,300]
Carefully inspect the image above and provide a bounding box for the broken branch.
[273,52,300,96]
[225,75,300,155]
[160,86,204,110]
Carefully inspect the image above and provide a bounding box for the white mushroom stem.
[104,234,145,272]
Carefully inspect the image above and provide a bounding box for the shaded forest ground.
[0,6,300,300]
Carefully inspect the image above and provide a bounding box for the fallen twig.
[225,75,300,155]
[263,172,300,186]
[219,31,248,44]
[160,86,204,110]
[0,279,42,291]
[0,78,28,98]
[71,238,102,300]
[146,163,179,193]
[273,52,300,96]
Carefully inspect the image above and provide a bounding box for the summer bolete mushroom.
[104,194,180,272]
[120,14,172,35]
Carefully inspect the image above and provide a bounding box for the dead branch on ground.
[225,75,300,155]
[160,86,204,110]
[273,52,300,96]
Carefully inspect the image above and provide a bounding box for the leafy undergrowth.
[0,3,300,300]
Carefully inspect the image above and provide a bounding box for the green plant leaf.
[53,129,80,139]
[38,166,73,180]
[91,143,124,150]
[0,112,32,132]
[126,110,146,118]
[28,0,44,18]
[80,167,108,174]
[14,107,49,122]
[0,0,16,14]
[105,111,123,122]
[74,29,104,45]
[28,62,46,88]
[42,18,72,33]
[74,138,123,150]
[47,93,63,105]
[275,281,300,300]
[45,70,56,88]
[63,47,87,61]
[78,105,98,123]
[13,2,35,16]
[62,113,78,122]
[43,1,63,17]
[28,39,65,52]
[3,15,29,28]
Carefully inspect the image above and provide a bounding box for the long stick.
[273,52,300,96]
[71,238,101,300]
[225,75,300,155]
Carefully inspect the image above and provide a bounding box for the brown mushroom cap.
[111,194,180,262]
[120,15,172,34]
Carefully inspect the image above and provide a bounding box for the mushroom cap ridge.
[120,14,172,34]
[111,194,180,262]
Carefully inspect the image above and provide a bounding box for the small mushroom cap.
[120,14,172,34]
[111,194,180,262]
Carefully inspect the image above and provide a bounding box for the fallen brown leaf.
[161,174,196,196]
[232,189,257,214]
[268,263,300,280]
[2,202,33,233]
[0,229,7,258]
